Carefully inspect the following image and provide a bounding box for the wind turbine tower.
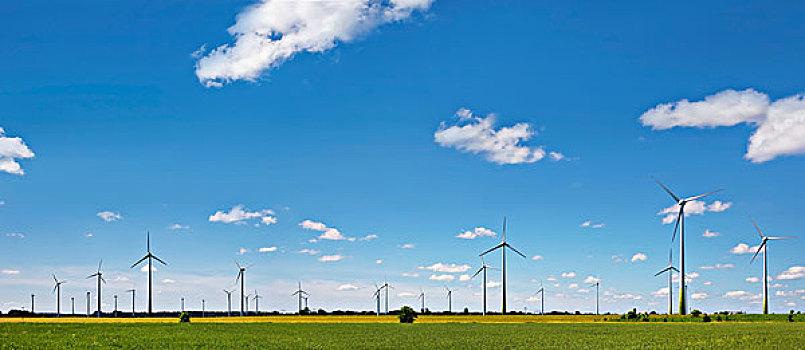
[372,284,382,316]
[126,289,135,317]
[445,286,453,313]
[418,289,426,313]
[53,274,66,318]
[30,294,35,314]
[223,289,234,317]
[86,291,90,317]
[471,256,498,315]
[480,217,526,314]
[749,216,796,314]
[253,290,262,315]
[591,281,600,315]
[131,232,167,316]
[292,282,309,314]
[655,180,721,315]
[114,295,118,318]
[654,249,679,315]
[71,297,75,315]
[536,283,545,315]
[233,261,251,316]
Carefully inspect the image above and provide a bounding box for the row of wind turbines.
[28,180,798,317]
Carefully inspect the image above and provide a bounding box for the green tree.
[398,306,417,323]
[178,312,191,323]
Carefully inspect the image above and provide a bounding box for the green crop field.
[2,322,803,349]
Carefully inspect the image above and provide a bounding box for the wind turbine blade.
[53,285,58,293]
[130,255,148,268]
[502,217,507,242]
[750,241,766,263]
[767,236,796,240]
[749,215,765,238]
[234,260,241,269]
[685,189,723,202]
[505,243,527,259]
[479,243,504,256]
[101,277,107,284]
[53,274,58,283]
[151,255,167,266]
[671,208,682,242]
[98,260,103,272]
[654,267,671,276]
[488,267,500,271]
[654,179,680,202]
[670,267,679,272]
[471,267,483,279]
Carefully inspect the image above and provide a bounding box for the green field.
[2,322,803,349]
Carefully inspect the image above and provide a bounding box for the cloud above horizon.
[640,89,805,163]
[299,219,353,241]
[0,127,35,176]
[434,108,563,165]
[209,205,276,226]
[194,0,434,87]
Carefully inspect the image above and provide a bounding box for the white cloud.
[776,266,805,280]
[318,254,344,262]
[337,284,359,291]
[402,272,419,278]
[641,89,805,163]
[194,0,434,87]
[375,259,383,264]
[0,127,35,175]
[699,263,735,270]
[702,229,720,238]
[1,269,20,275]
[456,227,496,239]
[258,246,277,253]
[561,272,576,278]
[745,277,761,283]
[299,220,351,241]
[459,274,470,282]
[549,151,565,161]
[651,287,669,297]
[730,243,762,254]
[486,281,501,288]
[723,291,757,300]
[580,221,605,229]
[658,200,731,224]
[399,243,415,249]
[5,233,24,239]
[169,224,189,230]
[398,292,416,297]
[613,293,643,300]
[162,278,176,284]
[209,205,275,225]
[419,263,471,273]
[703,281,713,286]
[631,253,648,262]
[85,233,94,238]
[568,283,579,289]
[583,276,600,284]
[359,234,378,241]
[691,292,708,300]
[97,211,122,222]
[429,274,455,281]
[298,249,320,255]
[237,248,249,255]
[140,265,157,272]
[531,255,543,261]
[434,108,558,165]
[546,276,557,281]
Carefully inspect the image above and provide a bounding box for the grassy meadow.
[1,315,803,349]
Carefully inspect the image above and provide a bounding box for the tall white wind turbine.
[233,261,252,316]
[654,249,679,315]
[749,216,796,314]
[86,260,106,318]
[471,256,498,316]
[479,217,526,314]
[52,274,66,318]
[130,232,167,316]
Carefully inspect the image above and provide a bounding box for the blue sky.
[1,0,803,314]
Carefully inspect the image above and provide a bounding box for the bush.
[179,312,191,323]
[691,309,702,317]
[789,310,795,322]
[398,306,417,324]
[300,307,311,315]
[716,315,722,322]
[702,314,711,322]
[463,307,469,315]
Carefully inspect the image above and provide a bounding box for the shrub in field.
[702,314,711,323]
[716,315,722,322]
[789,310,794,322]
[179,312,190,323]
[398,306,417,324]
[691,309,702,317]
[463,307,469,315]
[300,307,311,315]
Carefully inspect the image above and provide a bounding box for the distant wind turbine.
[471,256,498,316]
[444,286,453,314]
[655,179,721,315]
[292,282,309,314]
[372,283,382,316]
[233,260,252,316]
[535,283,545,315]
[417,289,426,313]
[85,291,90,317]
[253,290,262,315]
[223,289,234,317]
[30,294,35,314]
[86,260,106,318]
[71,297,75,315]
[52,274,66,318]
[590,281,600,315]
[654,249,679,315]
[181,297,185,312]
[130,232,167,315]
[380,278,393,314]
[126,289,135,317]
[202,299,206,317]
[480,217,526,314]
[113,295,118,317]
[749,216,796,314]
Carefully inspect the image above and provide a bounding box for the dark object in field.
[702,314,711,323]
[398,306,417,323]
[691,309,702,317]
[179,312,191,323]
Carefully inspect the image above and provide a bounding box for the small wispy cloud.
[702,229,720,238]
[531,255,543,261]
[209,205,276,225]
[631,253,648,262]
[456,227,496,239]
[337,284,359,291]
[298,249,320,255]
[169,224,189,230]
[419,263,471,273]
[5,233,24,239]
[402,272,420,278]
[359,234,378,241]
[657,200,731,224]
[318,254,344,262]
[429,274,455,281]
[97,211,122,222]
[258,247,277,253]
[730,243,761,254]
[699,263,734,270]
[561,271,576,278]
[580,221,605,229]
[776,266,804,280]
[1,269,20,275]
[300,220,352,241]
[399,243,415,249]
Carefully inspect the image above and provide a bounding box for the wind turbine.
[471,256,498,316]
[71,297,75,315]
[130,232,167,315]
[590,281,600,315]
[654,249,679,315]
[181,297,185,312]
[30,294,35,314]
[114,295,118,318]
[292,282,309,314]
[202,299,206,318]
[372,283,382,316]
[655,179,721,315]
[52,274,66,318]
[479,217,526,314]
[535,282,545,315]
[445,286,453,314]
[244,292,251,315]
[85,291,90,317]
[380,278,393,315]
[223,289,234,317]
[87,260,106,318]
[126,289,135,317]
[253,290,262,315]
[418,289,426,313]
[303,295,309,310]
[749,216,796,314]
[233,261,251,316]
